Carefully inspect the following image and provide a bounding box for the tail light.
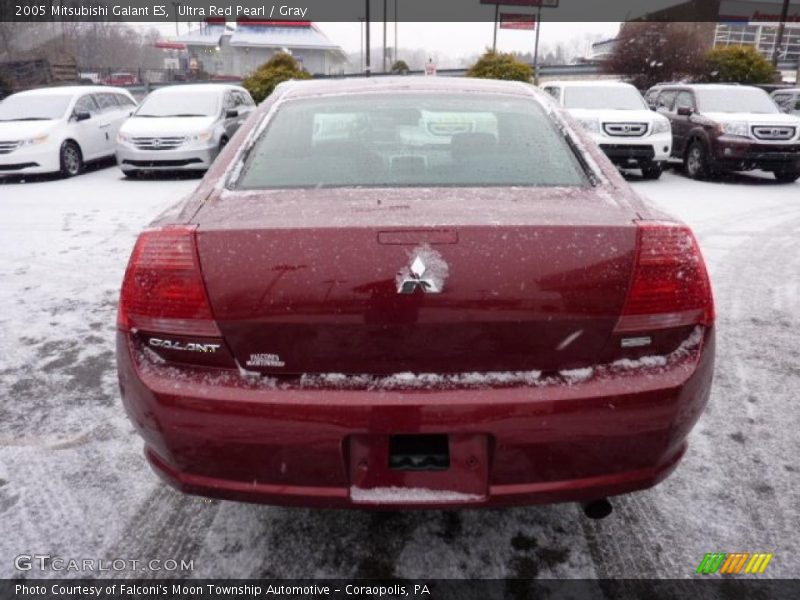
[117,225,221,337]
[615,222,714,333]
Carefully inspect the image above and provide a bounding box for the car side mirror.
[225,109,239,118]
[74,111,92,122]
[677,106,693,117]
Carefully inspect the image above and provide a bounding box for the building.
[171,19,349,78]
[714,22,800,63]
[588,39,619,61]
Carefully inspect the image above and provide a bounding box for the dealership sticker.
[246,353,286,368]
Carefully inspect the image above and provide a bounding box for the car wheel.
[59,141,83,178]
[773,167,800,183]
[641,162,663,180]
[219,136,229,151]
[684,141,710,180]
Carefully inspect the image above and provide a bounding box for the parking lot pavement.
[0,165,798,579]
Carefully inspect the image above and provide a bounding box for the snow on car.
[0,86,137,178]
[116,77,715,511]
[541,80,672,180]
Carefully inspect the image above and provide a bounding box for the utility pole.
[492,5,499,52]
[172,2,181,37]
[365,0,371,76]
[394,0,398,65]
[772,0,791,67]
[533,5,542,85]
[383,0,388,72]
[359,17,364,72]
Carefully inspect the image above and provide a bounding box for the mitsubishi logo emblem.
[396,245,449,294]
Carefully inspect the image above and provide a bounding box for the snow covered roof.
[544,80,631,88]
[13,85,130,96]
[172,23,345,57]
[172,24,231,47]
[230,23,345,55]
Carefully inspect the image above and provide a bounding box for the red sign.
[481,0,558,6]
[500,13,536,29]
[236,17,311,27]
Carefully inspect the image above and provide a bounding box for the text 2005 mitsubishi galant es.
[116,77,715,514]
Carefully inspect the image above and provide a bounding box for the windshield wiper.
[135,114,166,118]
[169,113,210,117]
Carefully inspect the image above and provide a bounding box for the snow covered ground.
[0,164,798,580]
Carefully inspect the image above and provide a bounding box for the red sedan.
[116,77,714,512]
[104,72,138,86]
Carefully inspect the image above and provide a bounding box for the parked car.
[643,81,695,110]
[541,80,672,179]
[0,85,137,177]
[104,72,138,86]
[649,83,800,182]
[115,84,255,177]
[771,88,800,116]
[117,77,715,511]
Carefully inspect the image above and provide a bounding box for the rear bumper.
[117,328,714,509]
[116,144,217,171]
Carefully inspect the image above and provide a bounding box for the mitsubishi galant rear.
[116,77,715,510]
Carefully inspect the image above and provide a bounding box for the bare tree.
[606,22,713,89]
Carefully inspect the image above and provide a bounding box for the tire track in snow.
[104,486,221,579]
[579,194,800,579]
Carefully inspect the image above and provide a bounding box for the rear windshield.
[563,86,647,110]
[696,88,779,114]
[232,93,588,189]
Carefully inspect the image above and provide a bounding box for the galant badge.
[396,245,449,294]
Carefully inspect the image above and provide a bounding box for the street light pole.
[533,5,542,85]
[383,0,388,72]
[492,5,498,52]
[365,0,371,76]
[359,17,364,72]
[172,2,181,36]
[771,0,791,67]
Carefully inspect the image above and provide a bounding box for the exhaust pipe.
[582,498,613,520]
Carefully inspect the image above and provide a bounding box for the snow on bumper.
[117,327,715,508]
[590,130,672,164]
[116,144,218,171]
[0,143,60,175]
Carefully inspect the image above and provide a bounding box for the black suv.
[647,83,800,182]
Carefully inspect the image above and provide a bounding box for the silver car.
[116,84,255,176]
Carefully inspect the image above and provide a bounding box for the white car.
[771,88,800,116]
[0,86,137,178]
[115,84,255,177]
[541,81,672,180]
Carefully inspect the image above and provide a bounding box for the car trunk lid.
[194,187,638,375]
